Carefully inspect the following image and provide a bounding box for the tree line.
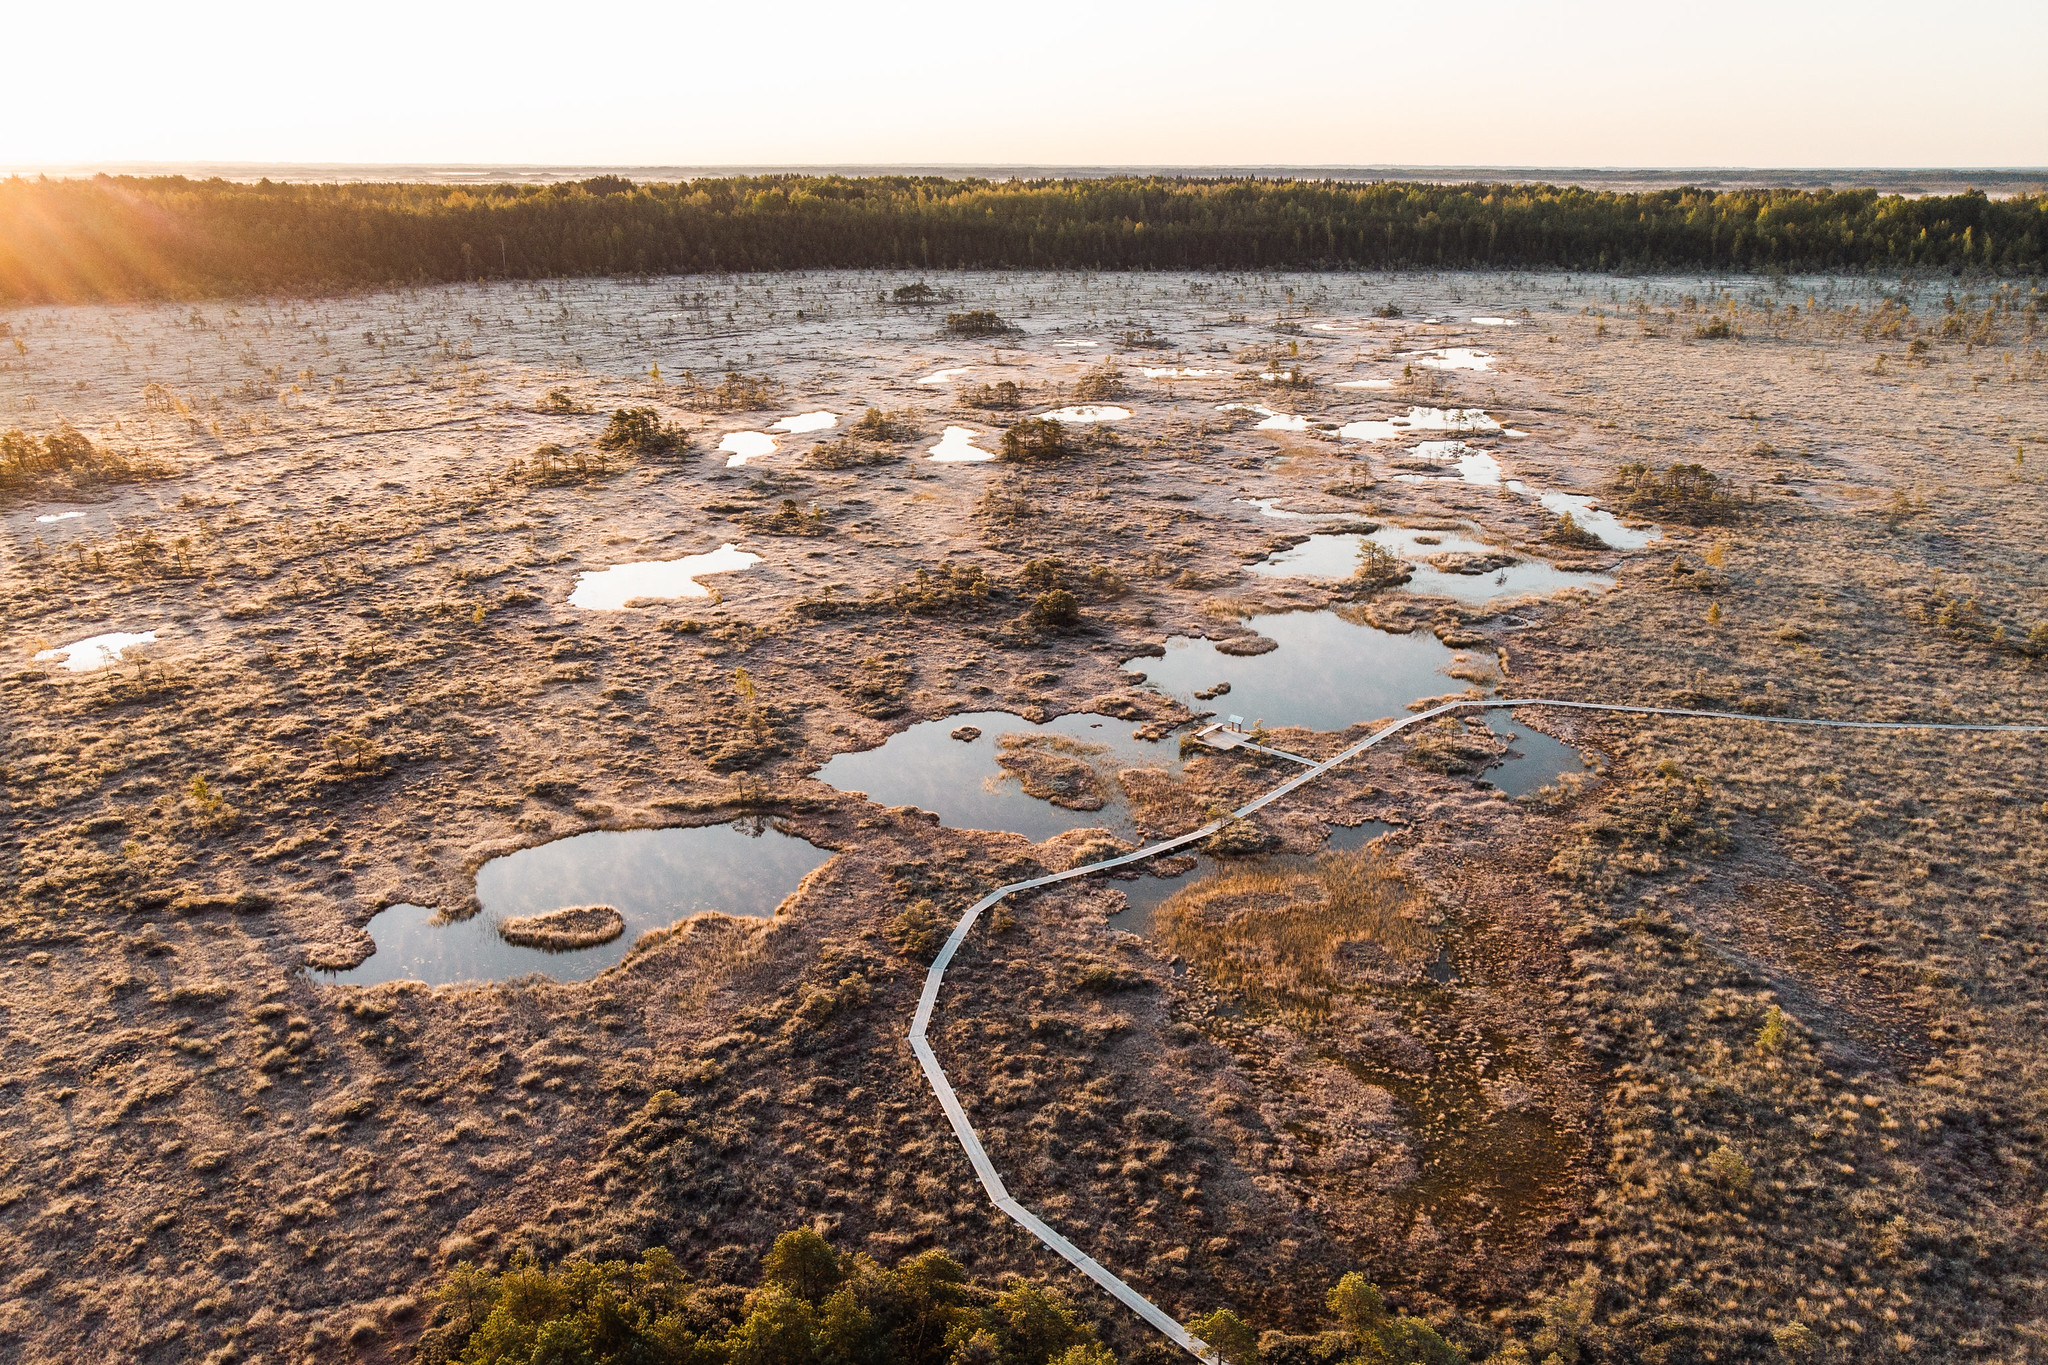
[415,1226,1464,1365]
[2,173,2043,302]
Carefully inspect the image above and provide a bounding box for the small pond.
[1476,711,1586,797]
[813,710,1180,841]
[719,431,777,466]
[320,820,833,987]
[1506,484,1662,549]
[1125,610,1462,734]
[36,630,158,671]
[928,426,995,462]
[568,543,759,610]
[1339,406,1499,443]
[1247,529,1613,604]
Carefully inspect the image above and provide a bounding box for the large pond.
[1248,528,1613,604]
[813,710,1180,841]
[1124,610,1463,733]
[320,820,833,987]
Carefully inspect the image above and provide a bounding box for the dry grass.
[2,268,2044,1364]
[1158,851,1433,1019]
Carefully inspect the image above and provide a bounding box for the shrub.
[508,443,621,486]
[596,407,688,457]
[1028,589,1080,630]
[1757,1004,1789,1051]
[1607,461,1742,524]
[1703,1144,1753,1192]
[805,436,899,470]
[851,407,911,442]
[686,369,780,411]
[998,418,1071,463]
[1327,1272,1465,1364]
[1188,1308,1259,1365]
[961,380,1025,410]
[893,282,936,303]
[1353,541,1407,588]
[891,563,993,614]
[1071,366,1125,401]
[1546,511,1609,549]
[0,424,165,497]
[944,310,1014,337]
[739,498,828,536]
[889,899,948,962]
[421,1235,1106,1365]
[1693,316,1734,339]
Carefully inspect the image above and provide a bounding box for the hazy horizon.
[10,1,2044,168]
[6,162,2043,198]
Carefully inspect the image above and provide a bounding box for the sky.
[8,0,2045,170]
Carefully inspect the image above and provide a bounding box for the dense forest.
[411,1228,1460,1365]
[1,174,2043,302]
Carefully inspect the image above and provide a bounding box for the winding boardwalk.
[908,698,2048,1361]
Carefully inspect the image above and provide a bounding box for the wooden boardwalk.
[908,698,2048,1360]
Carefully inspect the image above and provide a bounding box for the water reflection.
[1247,529,1613,604]
[320,819,832,987]
[1124,610,1460,734]
[813,710,1179,841]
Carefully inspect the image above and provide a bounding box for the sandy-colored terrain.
[1,270,2044,1364]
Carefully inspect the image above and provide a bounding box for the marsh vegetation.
[1,265,2044,1365]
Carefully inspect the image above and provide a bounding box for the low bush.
[999,419,1072,463]
[1606,461,1743,524]
[0,425,167,499]
[739,498,829,536]
[507,442,622,486]
[1028,588,1081,630]
[961,380,1025,410]
[944,310,1015,337]
[686,370,781,411]
[1545,511,1609,549]
[1071,367,1125,401]
[891,563,995,614]
[596,407,689,457]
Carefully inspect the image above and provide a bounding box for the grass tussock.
[1159,850,1434,1020]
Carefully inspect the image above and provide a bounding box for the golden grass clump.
[1158,851,1432,1019]
[496,904,624,950]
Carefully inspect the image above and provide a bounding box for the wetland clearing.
[3,264,2047,1365]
